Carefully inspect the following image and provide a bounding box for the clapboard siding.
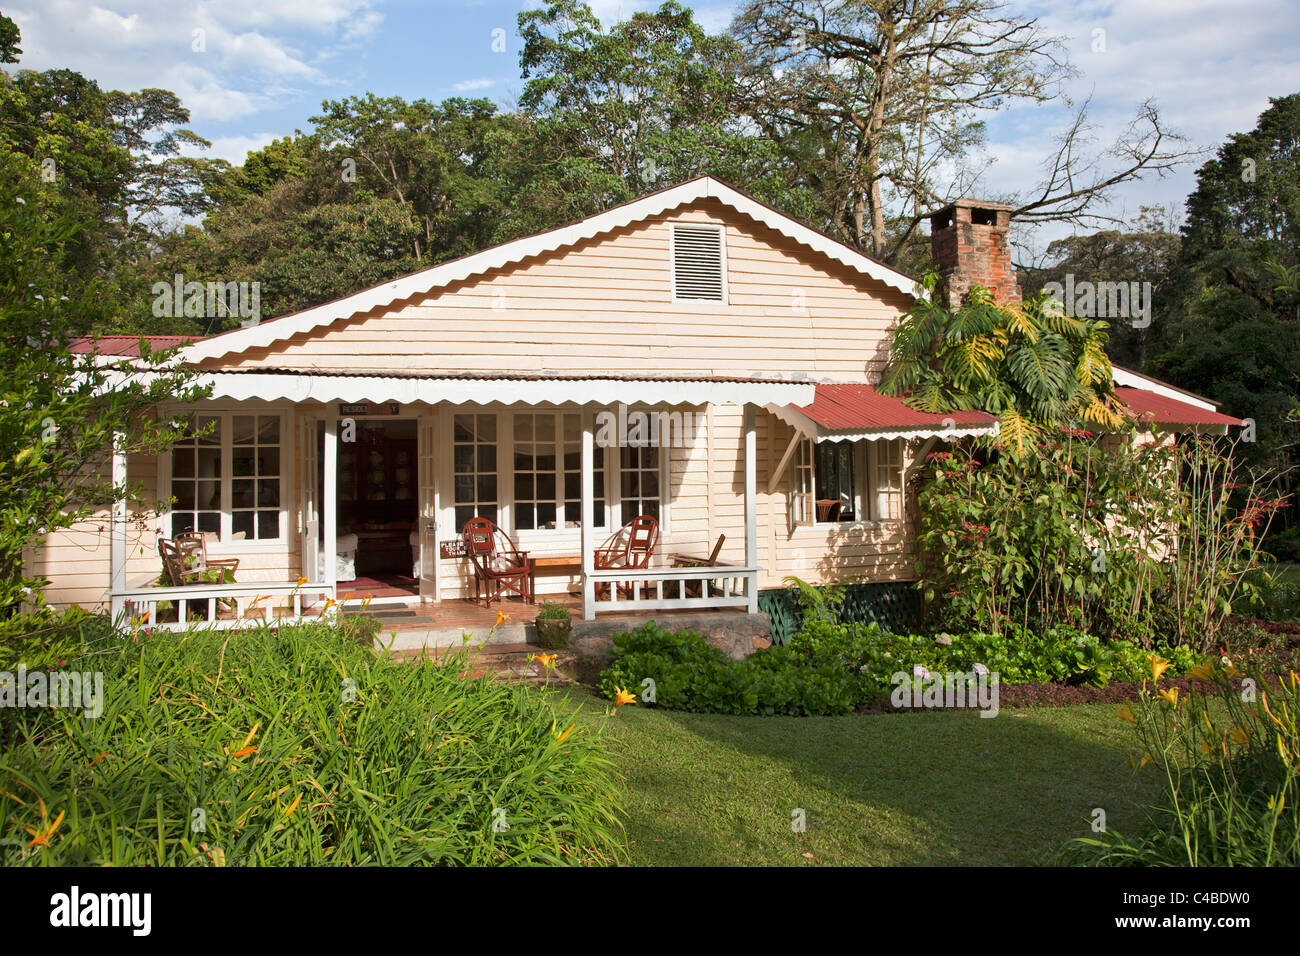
[204,198,909,381]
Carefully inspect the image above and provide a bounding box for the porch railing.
[109,581,336,632]
[581,564,759,619]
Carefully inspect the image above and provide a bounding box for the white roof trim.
[1113,367,1218,411]
[765,402,999,443]
[109,371,815,408]
[182,176,921,364]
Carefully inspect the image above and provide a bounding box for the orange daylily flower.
[613,686,637,708]
[87,752,110,769]
[1115,703,1136,723]
[25,807,65,849]
[1231,725,1252,745]
[494,611,509,627]
[556,724,576,743]
[284,792,302,816]
[1149,655,1171,682]
[533,653,557,670]
[296,575,308,587]
[231,746,257,760]
[1158,687,1180,707]
[1187,662,1216,681]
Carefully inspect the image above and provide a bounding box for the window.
[815,442,857,522]
[169,413,284,541]
[787,436,905,528]
[170,416,222,537]
[671,224,725,301]
[871,439,904,520]
[453,413,497,530]
[231,415,281,540]
[619,444,661,522]
[515,412,608,532]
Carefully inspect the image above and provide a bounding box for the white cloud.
[452,77,497,92]
[7,0,383,122]
[193,132,280,165]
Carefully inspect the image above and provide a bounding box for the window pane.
[477,445,496,472]
[198,448,221,479]
[232,510,254,539]
[258,448,279,477]
[232,416,255,445]
[515,473,534,500]
[453,416,474,442]
[232,480,254,508]
[257,510,278,539]
[537,502,556,528]
[172,482,196,510]
[173,512,195,535]
[257,479,279,508]
[258,416,279,444]
[477,475,496,502]
[516,503,535,531]
[197,511,220,534]
[172,448,195,478]
[536,473,555,500]
[197,480,220,510]
[477,415,496,441]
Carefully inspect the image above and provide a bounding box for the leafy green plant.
[1066,659,1299,866]
[537,600,571,621]
[0,620,625,865]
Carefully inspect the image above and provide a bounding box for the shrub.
[914,434,1285,650]
[599,622,866,716]
[1065,661,1299,866]
[0,620,625,865]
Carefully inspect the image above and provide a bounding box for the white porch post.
[323,414,339,608]
[581,405,595,621]
[109,432,127,623]
[743,404,758,614]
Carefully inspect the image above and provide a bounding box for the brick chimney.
[928,199,1020,309]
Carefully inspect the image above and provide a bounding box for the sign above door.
[339,403,401,416]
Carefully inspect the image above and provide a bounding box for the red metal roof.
[70,335,203,357]
[1116,387,1244,428]
[797,384,997,431]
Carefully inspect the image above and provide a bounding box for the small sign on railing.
[440,540,467,559]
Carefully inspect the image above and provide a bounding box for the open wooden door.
[417,414,438,602]
[299,413,320,585]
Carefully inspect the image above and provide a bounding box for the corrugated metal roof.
[1117,387,1244,427]
[797,384,997,431]
[71,335,203,356]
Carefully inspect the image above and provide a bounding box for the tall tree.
[731,0,1197,263]
[1149,93,1300,483]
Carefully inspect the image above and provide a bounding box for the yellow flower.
[1231,725,1252,745]
[1158,687,1180,707]
[533,653,557,670]
[494,611,509,627]
[1115,703,1136,723]
[1139,753,1152,768]
[1149,655,1171,682]
[556,724,575,744]
[1187,662,1216,681]
[296,575,308,587]
[613,686,637,708]
[1199,740,1214,756]
[284,792,302,816]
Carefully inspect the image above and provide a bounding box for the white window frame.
[868,438,905,521]
[670,222,728,305]
[788,436,905,529]
[159,408,291,553]
[440,406,669,547]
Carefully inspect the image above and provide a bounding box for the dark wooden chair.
[815,498,843,522]
[463,517,532,607]
[672,533,726,599]
[593,514,660,600]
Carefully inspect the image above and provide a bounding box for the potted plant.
[534,600,572,649]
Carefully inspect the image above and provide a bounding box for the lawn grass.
[563,688,1163,866]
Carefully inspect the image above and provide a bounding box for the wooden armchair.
[158,536,241,621]
[593,514,660,600]
[671,533,726,599]
[175,531,240,579]
[463,517,532,607]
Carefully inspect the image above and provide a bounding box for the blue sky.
[8,0,1300,249]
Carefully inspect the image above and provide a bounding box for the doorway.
[319,418,419,595]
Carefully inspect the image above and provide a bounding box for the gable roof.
[182,176,921,365]
[72,335,203,357]
[1116,387,1244,429]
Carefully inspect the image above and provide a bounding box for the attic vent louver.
[672,224,725,301]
